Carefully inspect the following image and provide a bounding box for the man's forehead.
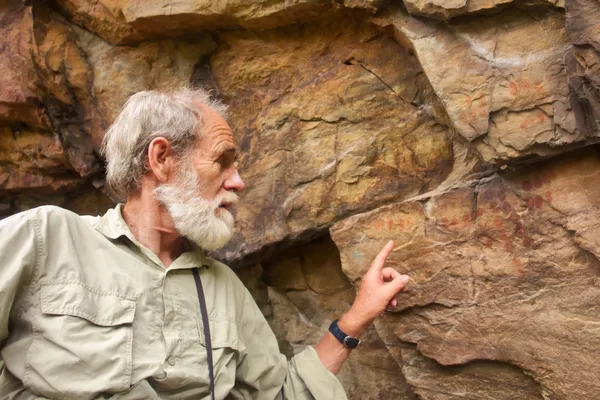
[200,125,239,159]
[197,103,224,121]
[194,104,236,145]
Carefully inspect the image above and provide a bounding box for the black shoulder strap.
[192,267,215,400]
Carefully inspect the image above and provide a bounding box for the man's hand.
[338,240,409,337]
[314,240,409,374]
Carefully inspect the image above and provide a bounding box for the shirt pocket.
[198,317,246,352]
[24,282,136,400]
[195,317,246,378]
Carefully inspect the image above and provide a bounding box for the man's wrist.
[337,309,372,339]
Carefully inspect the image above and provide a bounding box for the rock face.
[212,15,454,262]
[70,25,215,148]
[0,2,44,129]
[0,1,214,212]
[0,126,73,191]
[54,0,384,45]
[403,0,564,21]
[565,0,600,136]
[373,5,582,164]
[2,0,600,399]
[331,148,600,400]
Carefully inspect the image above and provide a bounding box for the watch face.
[343,337,360,349]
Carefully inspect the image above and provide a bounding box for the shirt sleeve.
[231,286,347,400]
[0,211,39,349]
[283,345,348,400]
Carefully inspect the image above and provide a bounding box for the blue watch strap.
[329,319,361,349]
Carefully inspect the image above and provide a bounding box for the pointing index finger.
[371,240,394,272]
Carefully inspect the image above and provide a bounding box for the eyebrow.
[215,144,238,158]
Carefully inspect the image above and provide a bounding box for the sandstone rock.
[0,126,70,174]
[0,185,115,220]
[331,147,600,400]
[54,0,144,45]
[302,238,351,294]
[122,0,336,38]
[3,193,66,217]
[403,0,564,21]
[31,6,102,177]
[212,15,453,263]
[401,348,543,400]
[566,0,600,47]
[341,0,383,12]
[55,0,385,45]
[1,4,217,206]
[29,5,215,182]
[261,236,352,294]
[263,255,308,291]
[373,6,584,165]
[0,6,108,203]
[71,26,216,128]
[63,188,116,216]
[565,0,600,136]
[0,168,81,193]
[0,125,81,193]
[0,2,45,128]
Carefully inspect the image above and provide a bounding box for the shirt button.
[167,356,178,366]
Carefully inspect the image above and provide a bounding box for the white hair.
[154,159,239,250]
[101,87,228,200]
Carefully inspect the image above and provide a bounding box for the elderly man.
[0,88,409,399]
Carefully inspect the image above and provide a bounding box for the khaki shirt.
[0,205,347,400]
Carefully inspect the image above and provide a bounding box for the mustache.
[217,191,239,205]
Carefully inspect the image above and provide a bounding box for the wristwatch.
[328,319,361,349]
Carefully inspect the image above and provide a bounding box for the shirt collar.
[94,204,212,269]
[94,204,132,241]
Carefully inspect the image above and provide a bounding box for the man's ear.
[147,137,174,183]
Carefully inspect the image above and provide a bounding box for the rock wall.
[1,0,599,398]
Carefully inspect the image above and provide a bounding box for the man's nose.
[224,170,245,192]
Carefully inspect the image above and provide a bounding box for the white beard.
[154,164,238,251]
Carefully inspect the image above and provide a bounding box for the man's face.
[189,106,244,204]
[154,107,245,250]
